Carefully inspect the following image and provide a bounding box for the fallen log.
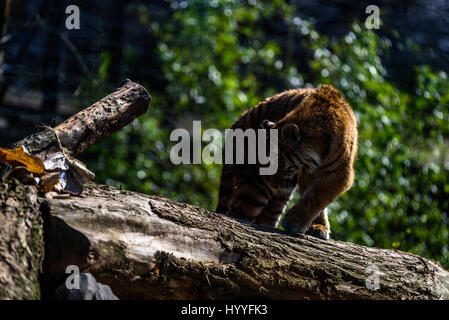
[40,183,449,300]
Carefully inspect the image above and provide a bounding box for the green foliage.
[79,1,449,267]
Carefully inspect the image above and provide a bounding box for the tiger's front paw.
[306,225,330,240]
[281,218,308,235]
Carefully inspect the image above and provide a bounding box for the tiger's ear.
[281,123,300,144]
[261,119,275,129]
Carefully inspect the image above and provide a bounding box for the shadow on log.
[39,183,449,300]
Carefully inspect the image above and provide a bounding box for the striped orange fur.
[216,85,358,239]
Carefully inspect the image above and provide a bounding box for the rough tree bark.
[9,79,151,157]
[37,183,449,300]
[0,80,150,299]
[1,79,449,300]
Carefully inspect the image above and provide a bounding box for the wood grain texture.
[40,183,449,300]
[0,179,43,299]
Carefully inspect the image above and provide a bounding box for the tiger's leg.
[256,187,295,227]
[226,176,272,222]
[281,168,353,237]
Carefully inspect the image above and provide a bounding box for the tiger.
[216,84,358,240]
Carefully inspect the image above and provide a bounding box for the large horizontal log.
[40,183,449,300]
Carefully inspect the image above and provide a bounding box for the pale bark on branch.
[10,79,151,157]
[1,79,449,300]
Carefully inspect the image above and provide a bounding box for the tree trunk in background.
[39,183,449,300]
